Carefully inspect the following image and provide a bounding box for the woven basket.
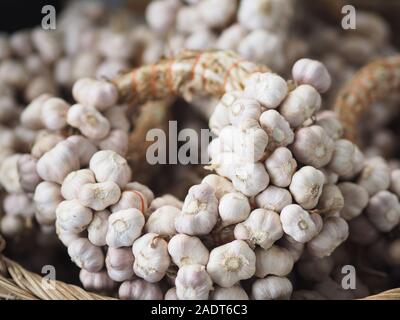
[1,50,399,300]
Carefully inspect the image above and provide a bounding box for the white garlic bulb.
[328,139,364,177]
[168,234,209,268]
[210,285,249,300]
[357,157,390,196]
[228,98,261,126]
[207,240,256,288]
[175,264,213,300]
[41,97,70,131]
[259,110,294,150]
[316,184,344,216]
[218,192,251,226]
[132,233,171,283]
[231,162,270,197]
[34,181,62,225]
[315,111,343,141]
[67,238,104,272]
[366,190,400,232]
[175,183,218,235]
[87,210,110,246]
[0,154,22,193]
[234,209,283,249]
[255,245,294,277]
[289,166,325,209]
[106,247,135,282]
[119,279,163,300]
[61,169,96,200]
[291,125,334,168]
[252,276,293,300]
[78,181,121,211]
[79,270,115,292]
[280,204,319,243]
[106,208,145,248]
[338,182,369,220]
[244,72,288,109]
[65,135,98,167]
[264,147,297,187]
[201,174,235,200]
[292,58,331,93]
[89,150,132,188]
[145,205,180,236]
[56,200,93,233]
[255,186,293,213]
[279,85,321,128]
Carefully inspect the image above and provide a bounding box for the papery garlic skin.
[175,183,218,235]
[357,157,390,196]
[0,154,22,193]
[119,279,163,300]
[231,162,270,197]
[67,238,104,272]
[132,233,171,283]
[315,111,343,141]
[56,200,93,233]
[252,276,293,300]
[175,264,213,300]
[164,287,179,300]
[87,210,110,246]
[280,204,319,243]
[264,147,297,187]
[145,205,180,236]
[41,97,70,131]
[218,192,251,226]
[234,209,283,249]
[328,139,364,177]
[17,154,42,193]
[168,234,209,268]
[207,240,256,288]
[125,182,154,205]
[111,190,147,214]
[316,184,344,216]
[96,129,129,157]
[255,186,292,213]
[106,208,145,248]
[201,174,235,200]
[65,135,98,167]
[89,150,132,188]
[255,245,294,278]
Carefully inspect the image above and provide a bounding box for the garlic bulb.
[67,238,104,272]
[56,200,93,233]
[234,209,283,249]
[164,287,179,300]
[292,58,331,93]
[357,156,390,196]
[315,111,343,141]
[0,154,22,193]
[145,205,180,236]
[106,208,145,248]
[175,264,213,300]
[65,135,98,167]
[264,147,297,187]
[201,174,235,200]
[307,217,349,258]
[228,98,261,126]
[280,204,319,243]
[168,234,209,268]
[244,72,288,108]
[87,210,110,246]
[106,247,135,282]
[291,125,334,168]
[125,182,154,205]
[119,279,163,300]
[89,150,132,188]
[338,182,369,220]
[259,110,294,150]
[31,132,63,159]
[72,78,118,111]
[111,190,147,213]
[255,245,294,277]
[279,85,321,128]
[78,181,121,211]
[316,184,344,216]
[207,240,256,287]
[255,186,292,213]
[79,270,115,292]
[277,234,304,263]
[34,181,62,225]
[17,154,42,193]
[289,166,325,209]
[175,183,218,235]
[210,285,249,300]
[218,192,251,226]
[61,169,96,200]
[36,140,80,184]
[132,233,171,283]
[252,276,293,300]
[41,97,70,131]
[328,139,364,177]
[366,190,400,232]
[230,162,270,197]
